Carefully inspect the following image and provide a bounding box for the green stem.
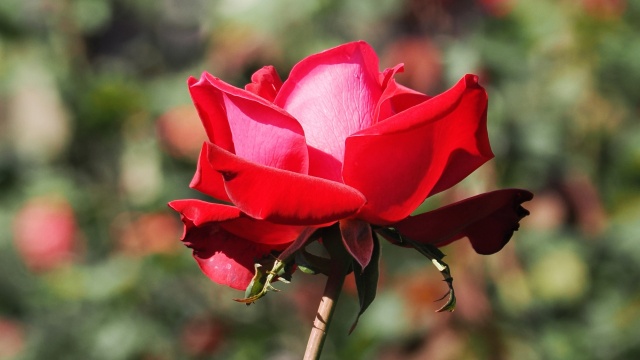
[303,226,350,360]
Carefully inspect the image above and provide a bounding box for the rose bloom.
[169,41,532,290]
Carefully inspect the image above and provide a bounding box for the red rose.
[169,41,531,290]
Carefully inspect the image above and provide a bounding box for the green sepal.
[434,275,456,313]
[379,228,456,313]
[349,232,381,334]
[243,263,267,300]
[295,249,332,275]
[375,226,403,244]
[275,258,296,283]
[297,265,318,275]
[233,258,288,305]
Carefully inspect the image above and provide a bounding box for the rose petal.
[206,142,366,225]
[244,65,283,102]
[169,200,299,289]
[340,219,374,269]
[391,189,533,255]
[221,217,303,246]
[169,201,260,290]
[375,63,431,122]
[188,76,234,152]
[185,223,277,290]
[275,41,383,181]
[169,199,302,245]
[189,72,308,173]
[375,78,431,123]
[379,63,404,89]
[169,199,241,226]
[189,143,230,202]
[343,74,494,224]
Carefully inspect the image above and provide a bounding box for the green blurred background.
[1,0,639,359]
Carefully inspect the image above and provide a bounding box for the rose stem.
[303,228,350,360]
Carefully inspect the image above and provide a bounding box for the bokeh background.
[1,0,639,359]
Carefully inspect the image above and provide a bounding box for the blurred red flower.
[477,0,514,17]
[582,0,626,20]
[13,196,79,272]
[0,318,25,359]
[113,212,182,256]
[156,105,208,160]
[382,37,442,94]
[180,316,227,357]
[169,41,532,290]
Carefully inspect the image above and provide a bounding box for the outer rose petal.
[183,223,279,290]
[244,66,283,102]
[275,41,383,182]
[188,76,234,152]
[391,189,533,255]
[206,142,367,225]
[168,199,241,226]
[169,199,302,245]
[169,200,298,290]
[189,72,308,173]
[221,217,303,246]
[189,143,230,202]
[343,74,494,224]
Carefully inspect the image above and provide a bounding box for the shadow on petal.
[186,223,279,290]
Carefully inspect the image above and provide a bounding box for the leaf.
[349,232,381,334]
